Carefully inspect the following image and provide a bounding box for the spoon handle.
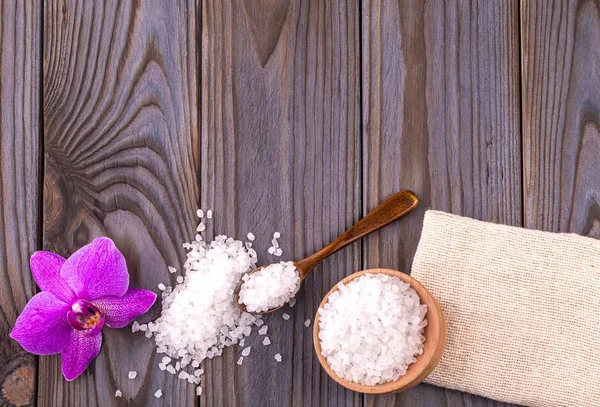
[295,190,418,277]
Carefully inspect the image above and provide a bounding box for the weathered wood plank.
[521,0,600,237]
[200,1,361,406]
[362,1,522,406]
[0,1,41,406]
[39,1,199,405]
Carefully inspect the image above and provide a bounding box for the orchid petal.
[93,289,157,328]
[60,237,129,300]
[30,251,76,303]
[10,292,72,355]
[61,329,102,381]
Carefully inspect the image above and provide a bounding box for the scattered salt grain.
[267,246,276,255]
[196,386,203,396]
[158,283,166,291]
[238,261,301,313]
[194,369,204,376]
[282,313,290,320]
[247,232,255,241]
[304,319,311,327]
[206,210,212,218]
[317,273,427,386]
[258,326,268,335]
[288,298,296,308]
[168,266,177,274]
[239,338,245,347]
[128,371,137,379]
[262,337,271,346]
[273,248,283,257]
[237,357,244,365]
[197,209,204,218]
[274,354,282,362]
[148,223,263,396]
[131,321,140,332]
[154,390,162,398]
[139,324,147,332]
[242,347,251,357]
[197,222,206,232]
[115,390,122,397]
[273,232,281,239]
[162,356,171,364]
[158,363,166,370]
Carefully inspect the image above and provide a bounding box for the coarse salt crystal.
[273,232,281,239]
[178,371,189,380]
[158,363,166,370]
[304,319,311,327]
[238,261,301,313]
[273,248,283,257]
[167,365,176,374]
[131,321,140,332]
[242,347,251,357]
[115,390,122,397]
[317,273,427,386]
[128,371,137,379]
[177,276,184,284]
[288,298,296,308]
[168,266,177,274]
[196,386,203,395]
[197,209,204,218]
[139,324,147,332]
[267,246,276,255]
[237,357,244,365]
[258,326,268,335]
[158,283,166,291]
[239,338,245,347]
[282,313,290,320]
[262,337,271,346]
[154,390,162,398]
[274,354,282,362]
[247,232,255,241]
[206,210,212,219]
[197,222,206,232]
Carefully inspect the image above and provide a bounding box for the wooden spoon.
[235,190,419,314]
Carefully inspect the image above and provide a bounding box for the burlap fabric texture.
[411,210,600,407]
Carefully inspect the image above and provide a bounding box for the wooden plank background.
[0,0,599,406]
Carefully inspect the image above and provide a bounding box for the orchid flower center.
[67,299,105,334]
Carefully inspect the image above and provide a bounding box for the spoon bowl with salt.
[235,190,419,314]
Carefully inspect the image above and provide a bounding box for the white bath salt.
[158,363,166,371]
[176,276,184,284]
[158,283,166,291]
[239,338,245,347]
[168,266,177,274]
[288,298,296,308]
[196,386,203,396]
[304,319,311,327]
[115,390,122,397]
[178,371,189,380]
[162,356,171,364]
[274,354,282,362]
[273,232,281,239]
[247,232,255,241]
[237,357,244,365]
[262,337,271,346]
[242,347,251,357]
[318,273,427,386]
[131,321,140,332]
[197,209,204,218]
[267,246,276,255]
[271,239,279,248]
[139,324,147,332]
[238,261,301,313]
[128,371,137,379]
[194,369,204,376]
[197,222,206,232]
[154,390,162,398]
[258,325,268,335]
[273,248,283,257]
[148,227,262,395]
[282,313,290,320]
[206,210,212,219]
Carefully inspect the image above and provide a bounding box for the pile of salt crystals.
[238,261,301,313]
[318,273,427,386]
[146,230,264,395]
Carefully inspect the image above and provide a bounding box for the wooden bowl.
[313,268,447,394]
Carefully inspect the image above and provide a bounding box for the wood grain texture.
[521,0,600,237]
[0,1,40,406]
[362,1,521,406]
[40,1,199,406]
[200,0,361,406]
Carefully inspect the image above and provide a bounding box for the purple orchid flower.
[10,237,156,381]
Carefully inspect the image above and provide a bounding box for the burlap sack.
[411,210,600,407]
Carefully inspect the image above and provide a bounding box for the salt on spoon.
[235,190,418,314]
